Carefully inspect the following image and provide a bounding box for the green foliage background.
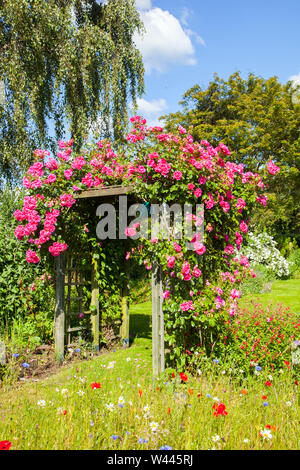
[162,72,300,241]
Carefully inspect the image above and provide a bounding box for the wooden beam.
[55,253,66,362]
[91,263,100,351]
[120,258,130,346]
[152,261,164,376]
[76,185,134,199]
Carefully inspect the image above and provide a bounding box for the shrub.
[0,186,54,344]
[217,302,299,374]
[239,232,290,278]
[287,248,300,279]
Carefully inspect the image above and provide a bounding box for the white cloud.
[130,97,167,127]
[136,97,167,115]
[184,28,206,47]
[135,0,152,10]
[134,7,197,73]
[180,6,192,26]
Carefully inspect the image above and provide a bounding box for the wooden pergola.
[54,185,165,376]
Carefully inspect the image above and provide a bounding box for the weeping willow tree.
[0,0,145,182]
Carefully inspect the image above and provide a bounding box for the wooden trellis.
[54,185,164,376]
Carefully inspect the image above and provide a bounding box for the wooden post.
[91,263,100,351]
[120,260,130,346]
[55,253,66,362]
[152,261,164,376]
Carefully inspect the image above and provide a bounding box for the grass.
[0,281,299,450]
[241,278,300,313]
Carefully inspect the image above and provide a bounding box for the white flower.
[286,401,292,407]
[107,361,116,369]
[149,421,159,432]
[197,369,202,375]
[211,435,220,442]
[118,396,125,405]
[126,357,131,362]
[77,390,85,396]
[105,403,114,412]
[212,396,220,403]
[243,438,250,443]
[37,400,46,407]
[260,429,272,440]
[143,404,150,413]
[268,375,273,381]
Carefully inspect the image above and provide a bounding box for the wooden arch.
[54,185,165,376]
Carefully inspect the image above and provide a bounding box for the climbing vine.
[14,116,280,369]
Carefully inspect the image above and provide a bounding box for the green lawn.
[240,279,300,313]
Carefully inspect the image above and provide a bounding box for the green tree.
[0,0,144,182]
[162,72,300,240]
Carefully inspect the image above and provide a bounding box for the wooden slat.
[66,326,87,333]
[55,253,66,362]
[76,185,134,199]
[91,263,100,351]
[152,261,164,376]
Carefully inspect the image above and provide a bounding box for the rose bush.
[14,116,281,370]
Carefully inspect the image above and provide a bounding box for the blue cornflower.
[207,393,211,398]
[111,435,119,440]
[75,348,81,353]
[263,402,269,406]
[213,359,219,364]
[160,445,173,450]
[12,353,19,358]
[255,366,262,371]
[22,362,30,368]
[138,438,148,444]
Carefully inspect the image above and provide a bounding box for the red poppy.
[240,389,248,395]
[62,410,67,415]
[138,389,143,397]
[91,382,101,389]
[265,381,272,387]
[262,395,267,400]
[284,361,290,369]
[0,441,12,450]
[213,402,228,417]
[179,372,188,382]
[266,424,276,431]
[167,407,171,413]
[295,380,299,386]
[187,388,194,395]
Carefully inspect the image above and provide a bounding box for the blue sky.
[132,0,300,126]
